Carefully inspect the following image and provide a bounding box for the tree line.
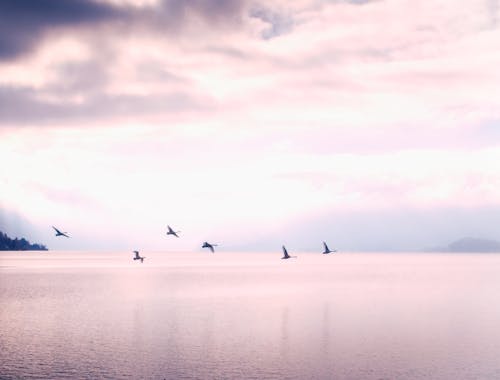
[0,231,48,251]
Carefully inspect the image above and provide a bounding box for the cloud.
[0,0,253,125]
[0,84,215,125]
[249,5,294,39]
[157,0,248,23]
[0,0,125,60]
[487,0,499,27]
[2,0,500,250]
[0,0,249,60]
[5,0,497,128]
[328,0,377,4]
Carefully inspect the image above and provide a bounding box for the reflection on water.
[1,251,500,379]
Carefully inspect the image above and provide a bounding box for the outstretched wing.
[53,226,70,237]
[209,245,214,253]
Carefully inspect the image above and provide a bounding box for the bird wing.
[52,226,61,234]
[209,245,214,252]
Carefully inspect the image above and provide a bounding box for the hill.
[446,237,500,253]
[0,231,48,251]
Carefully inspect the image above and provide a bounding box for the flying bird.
[133,250,145,263]
[202,242,217,253]
[322,241,337,254]
[281,245,296,259]
[52,226,69,238]
[166,225,180,237]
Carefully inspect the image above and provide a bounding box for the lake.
[1,251,500,379]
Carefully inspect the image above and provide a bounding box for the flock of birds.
[51,225,337,263]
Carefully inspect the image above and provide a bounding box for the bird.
[322,241,337,254]
[52,226,69,238]
[202,242,217,253]
[281,245,296,259]
[166,225,180,237]
[133,250,145,263]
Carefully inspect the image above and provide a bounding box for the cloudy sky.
[1,0,499,251]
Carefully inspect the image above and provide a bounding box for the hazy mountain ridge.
[427,237,500,253]
[0,231,48,251]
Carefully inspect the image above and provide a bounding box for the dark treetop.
[0,231,48,251]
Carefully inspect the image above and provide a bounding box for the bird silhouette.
[133,250,145,263]
[202,242,217,253]
[322,241,337,254]
[166,225,180,237]
[281,245,296,259]
[52,226,69,238]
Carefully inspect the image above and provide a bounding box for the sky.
[1,0,499,252]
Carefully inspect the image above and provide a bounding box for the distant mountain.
[427,237,500,253]
[0,231,48,251]
[447,237,500,252]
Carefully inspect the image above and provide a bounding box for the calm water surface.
[1,251,500,379]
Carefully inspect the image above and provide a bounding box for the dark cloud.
[0,0,126,60]
[0,0,251,125]
[0,0,269,127]
[158,0,247,24]
[47,60,109,94]
[0,84,214,125]
[249,5,294,39]
[0,0,249,60]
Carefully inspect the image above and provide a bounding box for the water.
[1,251,500,379]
